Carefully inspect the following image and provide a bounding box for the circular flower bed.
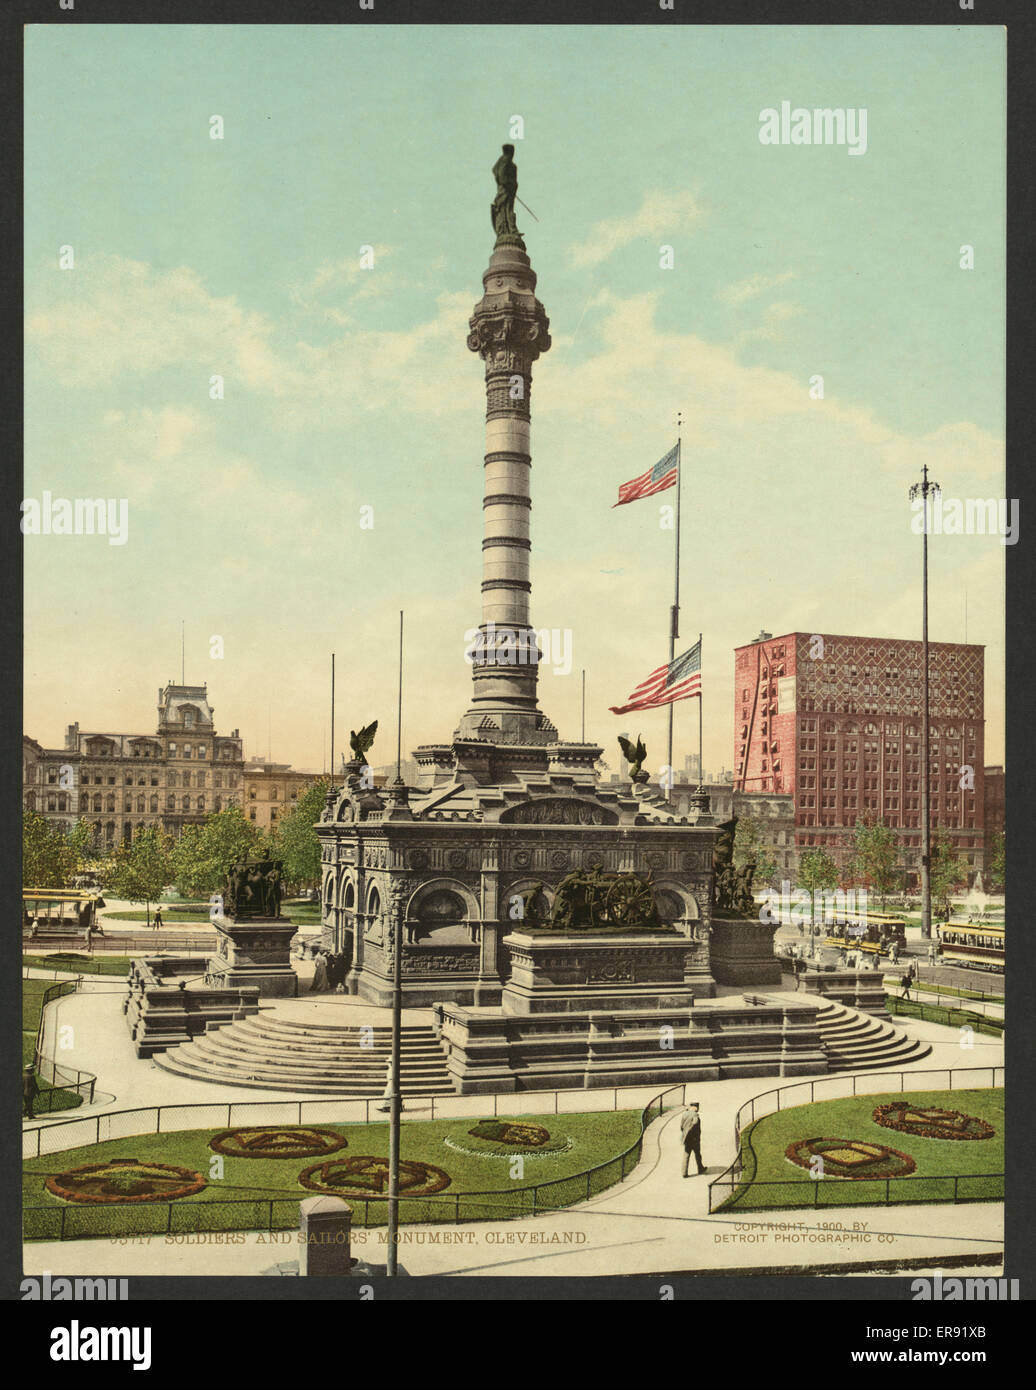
[470,1119,555,1148]
[46,1159,206,1204]
[872,1103,996,1141]
[299,1156,452,1197]
[209,1126,348,1160]
[785,1138,917,1180]
[443,1119,572,1159]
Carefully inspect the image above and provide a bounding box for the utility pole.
[909,465,940,941]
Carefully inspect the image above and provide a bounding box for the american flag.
[613,443,679,507]
[609,639,702,715]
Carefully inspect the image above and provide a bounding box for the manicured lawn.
[718,1089,1004,1212]
[23,953,135,977]
[907,980,1003,1004]
[24,1110,644,1239]
[101,910,218,923]
[887,997,1004,1037]
[21,980,83,1114]
[103,905,320,925]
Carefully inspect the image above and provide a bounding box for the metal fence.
[24,935,215,963]
[887,996,1004,1036]
[26,979,90,1113]
[708,1065,1004,1214]
[24,1083,687,1241]
[29,977,98,1113]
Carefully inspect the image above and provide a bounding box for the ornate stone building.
[243,760,325,834]
[23,683,244,847]
[318,169,720,1010]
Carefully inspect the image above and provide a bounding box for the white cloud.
[733,299,806,350]
[718,270,798,306]
[568,190,704,270]
[26,255,298,395]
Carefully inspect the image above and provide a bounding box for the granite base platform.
[432,995,829,1094]
[708,914,783,986]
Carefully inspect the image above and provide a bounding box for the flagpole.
[698,632,703,791]
[666,415,681,803]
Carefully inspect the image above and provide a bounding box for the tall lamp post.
[909,465,940,941]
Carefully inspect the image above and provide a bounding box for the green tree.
[733,814,779,887]
[22,812,79,888]
[797,847,840,927]
[108,826,174,923]
[170,806,263,899]
[987,829,1005,893]
[930,830,970,922]
[850,819,902,911]
[271,780,328,892]
[67,817,98,864]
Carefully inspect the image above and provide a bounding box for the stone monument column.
[456,176,553,747]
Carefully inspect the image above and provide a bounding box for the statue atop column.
[491,144,523,247]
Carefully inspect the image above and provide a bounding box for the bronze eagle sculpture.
[349,721,378,761]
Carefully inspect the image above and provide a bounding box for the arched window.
[344,881,356,911]
[197,796,206,811]
[136,796,145,812]
[367,885,381,917]
[182,796,191,812]
[167,796,175,811]
[150,795,158,813]
[106,795,115,812]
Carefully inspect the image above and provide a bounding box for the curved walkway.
[22,980,1004,1278]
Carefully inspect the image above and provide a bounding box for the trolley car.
[23,889,105,937]
[824,912,908,958]
[935,920,1005,973]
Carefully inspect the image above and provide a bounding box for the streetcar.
[23,888,105,936]
[934,920,1005,973]
[823,912,908,958]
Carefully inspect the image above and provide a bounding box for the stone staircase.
[152,1014,456,1096]
[813,999,931,1072]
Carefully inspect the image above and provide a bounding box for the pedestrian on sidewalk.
[900,971,912,1001]
[23,1066,39,1119]
[153,906,163,931]
[680,1102,705,1177]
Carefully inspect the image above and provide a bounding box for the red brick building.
[982,765,1005,884]
[733,631,985,884]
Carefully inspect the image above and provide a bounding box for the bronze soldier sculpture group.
[225,859,284,919]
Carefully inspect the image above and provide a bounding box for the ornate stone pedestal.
[501,930,707,1014]
[708,914,782,986]
[208,916,299,998]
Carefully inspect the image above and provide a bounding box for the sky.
[24,24,1006,776]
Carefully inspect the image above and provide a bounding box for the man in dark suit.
[680,1102,705,1177]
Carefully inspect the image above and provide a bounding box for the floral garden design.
[784,1138,918,1180]
[871,1104,996,1141]
[298,1155,453,1197]
[45,1159,207,1204]
[209,1126,349,1159]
